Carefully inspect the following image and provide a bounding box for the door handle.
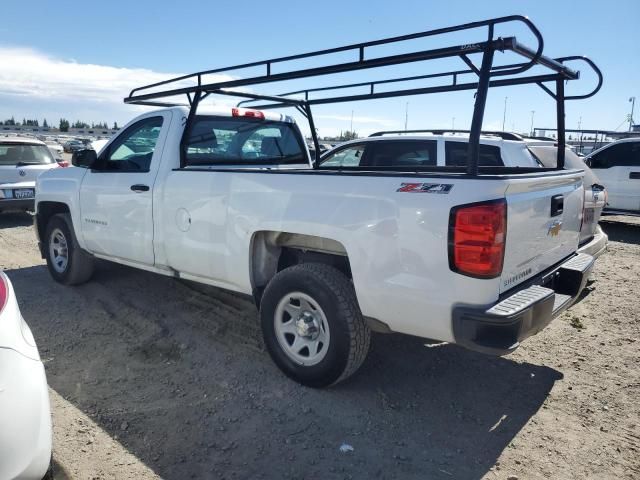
[630,172,640,180]
[550,194,564,217]
[130,184,150,192]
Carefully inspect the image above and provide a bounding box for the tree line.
[1,116,119,132]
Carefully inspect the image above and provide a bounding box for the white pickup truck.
[33,16,602,386]
[34,104,594,386]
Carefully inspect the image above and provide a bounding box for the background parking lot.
[0,214,638,479]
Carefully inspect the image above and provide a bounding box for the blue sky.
[1,0,638,137]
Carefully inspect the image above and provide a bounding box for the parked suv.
[0,138,59,213]
[320,130,540,169]
[321,131,607,258]
[584,138,640,215]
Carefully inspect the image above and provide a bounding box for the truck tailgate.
[500,170,584,294]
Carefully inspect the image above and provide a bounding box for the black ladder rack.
[124,15,602,174]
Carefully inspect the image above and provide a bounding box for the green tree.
[113,121,118,130]
[59,118,70,132]
[339,130,358,141]
[43,119,49,128]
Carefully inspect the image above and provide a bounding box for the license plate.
[14,189,35,199]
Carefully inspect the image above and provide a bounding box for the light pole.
[530,110,535,136]
[502,96,508,131]
[452,117,455,129]
[630,97,636,132]
[350,110,354,134]
[404,102,409,131]
[578,116,583,154]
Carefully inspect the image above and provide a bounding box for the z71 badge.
[396,183,453,194]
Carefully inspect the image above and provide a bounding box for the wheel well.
[250,231,351,303]
[36,202,70,247]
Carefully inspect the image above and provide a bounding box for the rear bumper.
[452,253,594,356]
[0,198,34,211]
[578,225,608,259]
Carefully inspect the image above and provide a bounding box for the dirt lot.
[0,213,638,480]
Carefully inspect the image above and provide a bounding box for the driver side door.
[79,113,170,266]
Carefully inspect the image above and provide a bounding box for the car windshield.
[0,143,55,165]
[185,116,307,166]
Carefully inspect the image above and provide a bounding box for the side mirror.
[584,158,592,168]
[72,149,98,169]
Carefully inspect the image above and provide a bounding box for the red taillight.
[0,274,8,314]
[57,160,70,168]
[231,107,265,120]
[449,200,507,278]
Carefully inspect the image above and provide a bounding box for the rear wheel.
[45,214,94,285]
[260,263,370,387]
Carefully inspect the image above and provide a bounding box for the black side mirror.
[584,158,592,168]
[72,149,98,168]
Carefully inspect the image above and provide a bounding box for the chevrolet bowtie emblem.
[547,219,562,237]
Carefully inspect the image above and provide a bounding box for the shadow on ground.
[0,211,33,229]
[601,217,640,245]
[8,262,562,480]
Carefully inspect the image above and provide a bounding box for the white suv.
[320,131,541,169]
[321,131,608,258]
[584,138,640,215]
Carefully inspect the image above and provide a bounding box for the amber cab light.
[448,199,507,278]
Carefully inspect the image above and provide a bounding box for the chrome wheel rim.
[49,228,69,273]
[274,291,330,366]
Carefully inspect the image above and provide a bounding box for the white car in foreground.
[0,271,52,479]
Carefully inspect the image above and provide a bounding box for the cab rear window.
[185,116,307,166]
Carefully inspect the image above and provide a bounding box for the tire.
[41,457,54,480]
[44,214,94,285]
[260,263,371,388]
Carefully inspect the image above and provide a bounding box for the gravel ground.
[0,213,638,480]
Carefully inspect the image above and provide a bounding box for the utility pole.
[502,96,508,131]
[578,117,584,155]
[350,110,354,134]
[404,102,409,131]
[530,110,535,136]
[630,97,636,132]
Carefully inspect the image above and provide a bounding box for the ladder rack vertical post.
[556,78,566,169]
[305,103,321,168]
[467,45,495,175]
[180,90,202,168]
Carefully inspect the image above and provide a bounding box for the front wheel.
[260,263,371,388]
[44,214,94,285]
